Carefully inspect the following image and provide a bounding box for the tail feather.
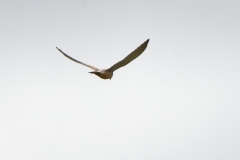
[89,71,97,74]
[89,71,100,76]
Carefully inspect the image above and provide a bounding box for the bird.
[56,39,149,80]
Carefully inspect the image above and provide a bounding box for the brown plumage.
[56,39,149,80]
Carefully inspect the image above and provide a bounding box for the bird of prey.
[56,39,149,80]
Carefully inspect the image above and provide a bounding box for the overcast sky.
[1,0,240,160]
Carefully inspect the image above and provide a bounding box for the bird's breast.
[97,70,113,79]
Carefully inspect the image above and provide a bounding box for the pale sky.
[1,0,240,160]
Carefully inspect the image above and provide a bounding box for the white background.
[1,0,240,160]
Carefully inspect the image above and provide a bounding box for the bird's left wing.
[56,47,99,71]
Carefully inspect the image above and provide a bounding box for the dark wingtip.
[56,47,63,53]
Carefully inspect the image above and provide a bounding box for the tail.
[89,71,99,76]
[89,71,97,74]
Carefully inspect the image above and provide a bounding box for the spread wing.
[56,47,99,71]
[108,39,149,72]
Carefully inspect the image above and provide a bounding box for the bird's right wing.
[108,39,149,72]
[56,47,99,71]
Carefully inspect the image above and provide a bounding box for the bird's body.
[89,69,113,79]
[56,39,149,80]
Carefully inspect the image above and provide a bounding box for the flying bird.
[56,39,149,80]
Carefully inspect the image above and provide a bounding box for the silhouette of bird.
[56,39,149,80]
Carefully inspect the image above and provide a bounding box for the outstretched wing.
[56,47,99,71]
[108,39,149,72]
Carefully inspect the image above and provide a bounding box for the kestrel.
[56,39,149,80]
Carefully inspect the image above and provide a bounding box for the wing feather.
[56,47,99,71]
[108,39,149,72]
